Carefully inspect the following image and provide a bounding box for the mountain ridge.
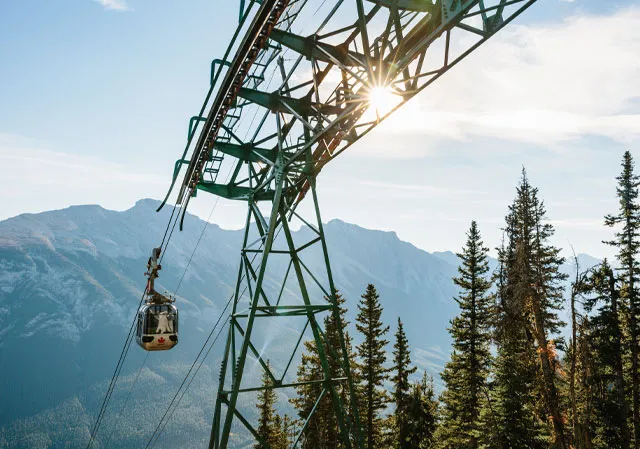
[0,199,601,448]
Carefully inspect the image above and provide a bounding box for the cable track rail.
[178,0,290,201]
[86,1,290,430]
[87,92,275,447]
[163,0,538,221]
[157,0,296,230]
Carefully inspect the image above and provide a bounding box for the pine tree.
[380,414,398,449]
[583,261,631,448]
[489,298,545,449]
[436,221,493,449]
[488,170,567,448]
[291,345,324,448]
[392,318,417,449]
[565,254,593,448]
[568,315,596,449]
[291,293,358,449]
[605,150,640,447]
[355,284,390,449]
[529,183,569,448]
[282,414,296,447]
[271,414,290,449]
[325,293,361,448]
[405,373,438,449]
[255,361,279,449]
[489,206,539,447]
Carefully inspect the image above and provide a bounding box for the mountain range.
[0,199,598,448]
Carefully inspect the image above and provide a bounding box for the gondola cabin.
[136,303,178,351]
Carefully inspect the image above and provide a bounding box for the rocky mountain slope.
[0,200,597,448]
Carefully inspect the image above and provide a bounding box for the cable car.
[136,303,179,351]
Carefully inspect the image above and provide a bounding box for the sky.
[1,0,639,260]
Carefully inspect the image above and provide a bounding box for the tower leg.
[208,151,362,449]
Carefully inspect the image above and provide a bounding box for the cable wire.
[151,316,230,447]
[89,0,309,445]
[86,200,186,448]
[145,215,286,448]
[144,293,235,449]
[85,292,146,449]
[102,352,150,449]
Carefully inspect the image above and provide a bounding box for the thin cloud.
[359,180,487,197]
[94,0,131,11]
[0,134,164,220]
[370,7,640,147]
[549,219,607,231]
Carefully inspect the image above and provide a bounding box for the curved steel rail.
[157,0,290,230]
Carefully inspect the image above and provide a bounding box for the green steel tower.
[158,1,539,448]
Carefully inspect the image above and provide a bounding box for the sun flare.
[366,85,399,118]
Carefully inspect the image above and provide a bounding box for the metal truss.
[208,160,363,449]
[157,1,539,448]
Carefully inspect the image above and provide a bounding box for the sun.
[366,85,400,118]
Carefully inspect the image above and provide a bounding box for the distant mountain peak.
[131,198,163,210]
[326,218,399,238]
[431,251,460,267]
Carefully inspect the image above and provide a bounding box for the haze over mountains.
[0,200,597,448]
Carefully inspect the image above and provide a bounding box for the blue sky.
[1,0,639,260]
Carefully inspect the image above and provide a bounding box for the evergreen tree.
[392,318,417,449]
[292,346,324,448]
[325,293,362,448]
[529,181,569,448]
[405,373,438,449]
[291,293,358,449]
[604,150,640,447]
[488,170,567,448]
[568,315,596,449]
[271,414,291,449]
[583,261,631,448]
[255,361,279,449]
[355,284,390,449]
[380,414,398,449]
[436,221,493,449]
[489,315,545,449]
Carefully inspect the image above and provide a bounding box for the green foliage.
[487,170,568,448]
[291,293,358,449]
[392,318,417,449]
[487,329,547,449]
[604,150,640,444]
[271,414,293,449]
[436,221,493,449]
[355,284,391,449]
[581,261,631,448]
[405,373,438,449]
[255,361,279,449]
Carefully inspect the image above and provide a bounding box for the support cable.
[86,199,186,449]
[86,7,277,437]
[142,154,241,448]
[144,295,234,449]
[85,292,146,449]
[102,352,150,449]
[151,319,229,446]
[144,216,286,448]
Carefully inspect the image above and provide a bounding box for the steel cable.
[102,352,150,449]
[86,198,187,448]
